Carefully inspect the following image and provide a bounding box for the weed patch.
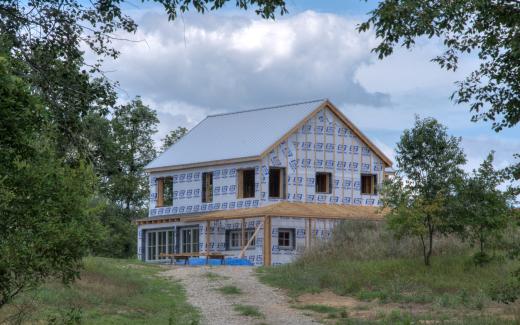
[233,304,264,318]
[217,285,242,295]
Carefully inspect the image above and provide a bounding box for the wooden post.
[306,218,311,248]
[241,218,246,250]
[263,216,272,266]
[206,220,210,254]
[239,220,263,258]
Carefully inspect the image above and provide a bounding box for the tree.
[381,116,466,266]
[0,56,103,307]
[359,0,520,132]
[106,98,158,211]
[161,126,188,152]
[92,98,159,258]
[453,152,512,264]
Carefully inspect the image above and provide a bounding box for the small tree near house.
[381,116,466,266]
[453,152,512,265]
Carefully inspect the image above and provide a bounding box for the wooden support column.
[241,218,246,250]
[306,218,311,248]
[206,220,210,254]
[263,216,272,266]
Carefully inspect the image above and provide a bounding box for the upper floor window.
[156,176,173,207]
[202,172,213,203]
[269,167,286,199]
[237,168,255,199]
[315,172,332,194]
[361,174,377,195]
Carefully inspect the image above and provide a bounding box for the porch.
[135,202,385,266]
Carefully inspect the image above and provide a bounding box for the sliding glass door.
[146,229,174,261]
[180,227,199,253]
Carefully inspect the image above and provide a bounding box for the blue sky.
[101,0,519,175]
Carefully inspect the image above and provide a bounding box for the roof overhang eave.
[144,155,262,173]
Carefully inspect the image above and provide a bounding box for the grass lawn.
[0,257,200,325]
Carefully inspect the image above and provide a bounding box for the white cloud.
[107,10,389,112]
[103,9,519,175]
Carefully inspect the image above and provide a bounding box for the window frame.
[277,228,295,250]
[315,172,332,194]
[156,176,173,207]
[226,229,256,250]
[237,168,256,199]
[268,167,286,199]
[145,229,175,261]
[361,174,378,195]
[202,172,213,203]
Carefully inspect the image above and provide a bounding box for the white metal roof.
[146,99,326,170]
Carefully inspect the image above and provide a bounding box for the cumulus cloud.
[103,9,519,175]
[108,10,389,112]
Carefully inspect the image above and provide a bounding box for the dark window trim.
[225,228,257,250]
[277,228,296,250]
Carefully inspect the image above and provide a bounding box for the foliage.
[103,97,158,211]
[89,98,158,258]
[0,257,200,324]
[359,0,520,132]
[452,152,513,263]
[0,56,103,308]
[161,126,188,152]
[381,116,466,265]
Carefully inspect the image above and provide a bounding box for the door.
[180,227,200,253]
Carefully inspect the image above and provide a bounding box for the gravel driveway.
[161,266,319,325]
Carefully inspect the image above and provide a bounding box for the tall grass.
[301,220,468,263]
[258,220,520,312]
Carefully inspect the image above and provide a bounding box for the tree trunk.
[420,234,428,266]
[425,226,433,266]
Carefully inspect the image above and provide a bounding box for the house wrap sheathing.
[137,99,391,266]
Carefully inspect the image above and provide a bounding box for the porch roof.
[135,202,385,225]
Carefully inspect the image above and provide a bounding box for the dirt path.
[161,266,319,325]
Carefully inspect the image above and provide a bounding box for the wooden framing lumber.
[263,216,272,266]
[206,220,210,254]
[135,202,385,225]
[239,220,263,258]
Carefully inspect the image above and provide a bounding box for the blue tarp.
[177,257,253,266]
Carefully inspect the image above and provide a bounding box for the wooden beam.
[306,218,311,248]
[263,216,272,266]
[206,220,210,254]
[239,220,263,258]
[241,218,246,250]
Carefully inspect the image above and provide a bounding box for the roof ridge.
[206,99,327,118]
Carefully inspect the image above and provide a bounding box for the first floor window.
[278,228,295,250]
[180,227,200,253]
[226,229,256,250]
[146,230,175,261]
[361,174,377,195]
